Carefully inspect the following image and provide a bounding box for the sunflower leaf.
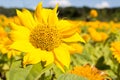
[6,61,53,80]
[57,73,88,80]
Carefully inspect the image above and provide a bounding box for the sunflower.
[110,41,120,63]
[90,9,98,18]
[70,64,111,80]
[0,27,20,58]
[10,2,84,71]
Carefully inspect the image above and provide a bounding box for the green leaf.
[95,56,110,70]
[57,74,88,80]
[6,61,53,80]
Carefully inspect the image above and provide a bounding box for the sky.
[0,0,120,9]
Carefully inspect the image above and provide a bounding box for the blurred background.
[0,0,120,21]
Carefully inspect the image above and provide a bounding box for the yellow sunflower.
[90,9,98,18]
[0,27,20,58]
[110,41,120,63]
[10,2,84,71]
[70,64,111,80]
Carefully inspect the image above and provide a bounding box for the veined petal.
[23,49,43,67]
[16,9,35,29]
[53,44,70,69]
[62,32,85,43]
[41,51,54,66]
[10,41,35,52]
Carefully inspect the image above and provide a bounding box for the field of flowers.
[0,2,120,80]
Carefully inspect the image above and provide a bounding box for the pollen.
[29,25,62,51]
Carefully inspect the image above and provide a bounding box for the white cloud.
[96,1,110,9]
[48,0,71,7]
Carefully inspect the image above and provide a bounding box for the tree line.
[0,6,120,21]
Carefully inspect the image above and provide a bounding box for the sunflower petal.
[16,9,35,29]
[10,41,34,52]
[57,20,73,31]
[41,51,54,66]
[54,44,70,69]
[62,32,85,43]
[10,23,30,41]
[54,60,65,72]
[35,2,42,23]
[48,4,58,26]
[61,43,76,53]
[23,49,43,67]
[35,2,52,24]
[22,9,36,27]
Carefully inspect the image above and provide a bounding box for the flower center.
[29,25,61,51]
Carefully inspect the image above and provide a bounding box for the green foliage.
[6,61,53,80]
[95,56,110,70]
[58,74,88,80]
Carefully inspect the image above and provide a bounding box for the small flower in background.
[0,26,21,58]
[10,16,21,25]
[10,2,85,71]
[88,27,102,42]
[69,43,83,54]
[90,9,98,18]
[0,14,12,28]
[70,64,111,80]
[99,32,108,41]
[88,27,108,42]
[82,33,91,42]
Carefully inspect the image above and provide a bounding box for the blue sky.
[0,0,120,9]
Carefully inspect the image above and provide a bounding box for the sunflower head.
[29,24,62,51]
[70,64,111,80]
[90,9,98,18]
[110,41,120,63]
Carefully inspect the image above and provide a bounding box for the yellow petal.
[54,60,65,72]
[10,22,27,30]
[7,51,12,59]
[48,4,58,26]
[61,25,80,38]
[41,51,54,66]
[10,23,30,41]
[10,41,35,52]
[69,43,83,54]
[35,2,43,23]
[42,9,52,24]
[35,2,52,24]
[62,32,85,43]
[16,9,35,29]
[57,20,73,31]
[61,43,76,53]
[54,44,70,69]
[23,49,43,67]
[22,9,36,27]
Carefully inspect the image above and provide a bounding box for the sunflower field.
[0,2,120,80]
